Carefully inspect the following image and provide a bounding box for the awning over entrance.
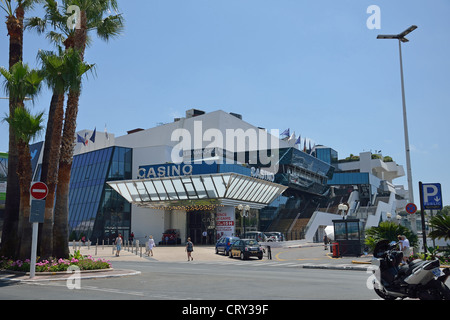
[107,173,288,210]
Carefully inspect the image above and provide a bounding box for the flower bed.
[0,251,111,273]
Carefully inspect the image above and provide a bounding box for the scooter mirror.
[389,241,396,246]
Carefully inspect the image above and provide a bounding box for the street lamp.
[377,25,417,231]
[237,204,250,237]
[338,203,348,219]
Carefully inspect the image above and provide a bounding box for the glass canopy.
[107,173,288,210]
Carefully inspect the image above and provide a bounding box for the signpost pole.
[30,222,39,278]
[418,181,427,256]
[29,182,48,279]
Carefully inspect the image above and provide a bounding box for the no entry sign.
[30,182,48,200]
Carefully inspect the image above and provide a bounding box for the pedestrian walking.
[147,235,155,256]
[323,234,329,250]
[398,235,411,263]
[115,233,123,257]
[186,237,194,261]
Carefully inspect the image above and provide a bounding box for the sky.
[0,0,449,207]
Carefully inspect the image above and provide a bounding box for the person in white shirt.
[398,235,411,263]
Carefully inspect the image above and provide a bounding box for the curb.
[301,264,370,271]
[0,269,141,283]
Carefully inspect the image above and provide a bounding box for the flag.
[280,128,290,137]
[90,127,96,143]
[295,135,301,145]
[104,124,109,140]
[288,132,295,141]
[77,133,85,144]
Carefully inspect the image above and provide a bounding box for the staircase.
[265,198,317,239]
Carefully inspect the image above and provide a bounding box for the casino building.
[25,108,410,245]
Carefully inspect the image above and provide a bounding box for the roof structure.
[107,172,288,210]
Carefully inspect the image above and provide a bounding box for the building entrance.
[187,210,215,244]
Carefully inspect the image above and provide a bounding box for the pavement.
[0,240,375,283]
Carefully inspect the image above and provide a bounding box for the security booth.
[332,219,364,257]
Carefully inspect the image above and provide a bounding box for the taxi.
[229,239,263,260]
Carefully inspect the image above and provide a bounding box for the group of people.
[112,233,156,257]
[113,233,195,261]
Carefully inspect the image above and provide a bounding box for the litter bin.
[332,242,340,258]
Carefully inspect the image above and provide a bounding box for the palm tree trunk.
[39,93,65,259]
[1,6,24,259]
[16,142,32,260]
[53,11,87,258]
[53,90,80,258]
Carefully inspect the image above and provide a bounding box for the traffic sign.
[405,203,417,214]
[30,181,48,200]
[30,200,45,223]
[421,183,443,210]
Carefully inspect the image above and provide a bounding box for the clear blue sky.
[0,0,449,206]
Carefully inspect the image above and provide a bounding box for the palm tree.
[365,221,418,252]
[0,61,44,259]
[28,0,123,258]
[428,213,450,242]
[37,47,90,258]
[0,0,41,258]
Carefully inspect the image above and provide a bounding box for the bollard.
[102,239,104,250]
[135,240,139,255]
[72,240,75,252]
[95,241,98,255]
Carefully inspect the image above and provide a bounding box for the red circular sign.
[30,182,48,200]
[405,203,417,214]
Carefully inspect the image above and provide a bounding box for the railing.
[71,239,147,257]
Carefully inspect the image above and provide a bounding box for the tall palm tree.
[28,0,123,258]
[0,61,44,259]
[38,49,85,258]
[37,47,93,258]
[0,0,42,259]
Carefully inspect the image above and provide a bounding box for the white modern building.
[304,150,410,242]
[25,108,411,247]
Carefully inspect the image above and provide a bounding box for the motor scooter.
[371,240,450,300]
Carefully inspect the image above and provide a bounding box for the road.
[0,259,377,300]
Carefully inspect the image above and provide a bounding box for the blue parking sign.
[421,183,443,210]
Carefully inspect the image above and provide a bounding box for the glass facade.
[314,147,338,169]
[68,146,132,242]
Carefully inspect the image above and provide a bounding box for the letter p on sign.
[421,183,443,210]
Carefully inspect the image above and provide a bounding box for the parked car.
[229,239,264,260]
[264,232,284,242]
[160,229,181,245]
[245,231,267,242]
[215,236,239,256]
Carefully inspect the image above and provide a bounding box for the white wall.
[131,206,165,244]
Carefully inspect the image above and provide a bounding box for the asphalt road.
[0,259,377,300]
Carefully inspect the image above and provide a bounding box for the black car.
[229,239,263,260]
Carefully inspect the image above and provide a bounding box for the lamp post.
[338,203,348,219]
[237,204,250,237]
[377,25,417,232]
